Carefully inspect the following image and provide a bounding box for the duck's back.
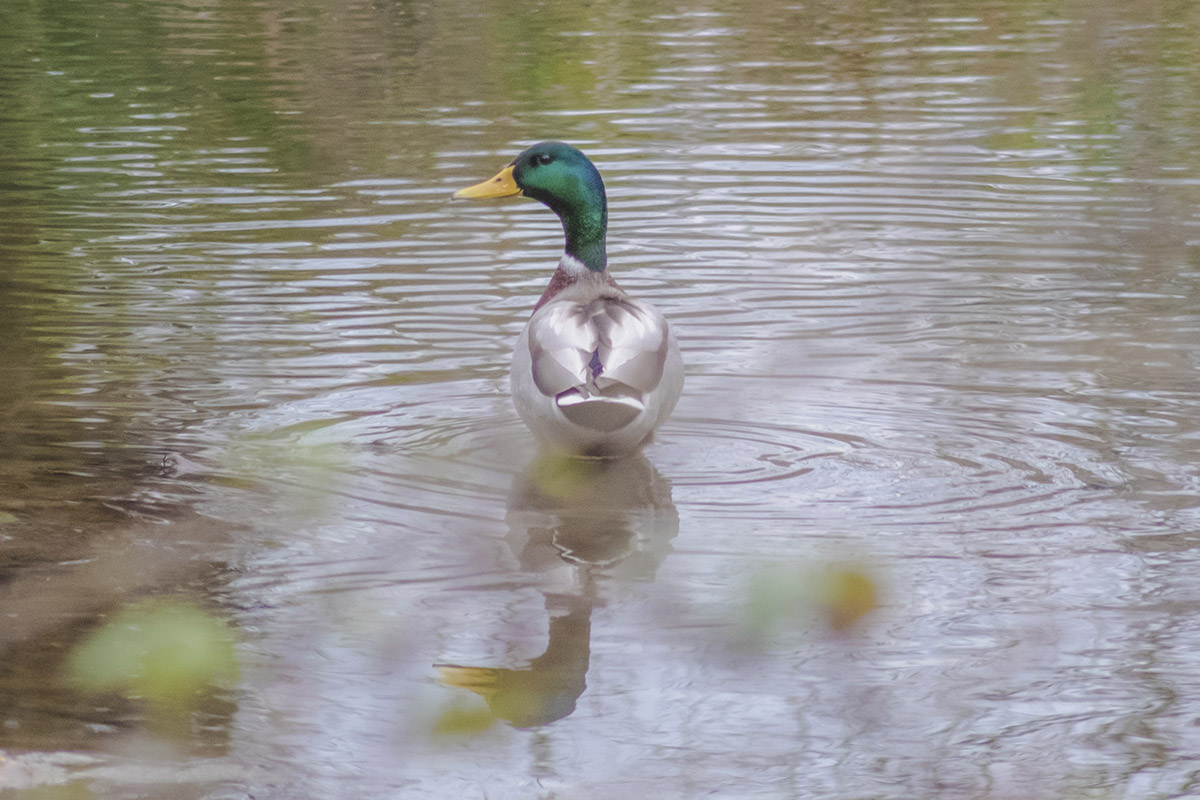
[511,283,683,456]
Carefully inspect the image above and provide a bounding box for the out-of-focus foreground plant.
[65,599,239,708]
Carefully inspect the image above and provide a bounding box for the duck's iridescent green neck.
[559,202,607,273]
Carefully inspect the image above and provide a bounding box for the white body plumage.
[511,257,683,457]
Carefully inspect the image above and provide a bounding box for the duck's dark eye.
[535,153,553,166]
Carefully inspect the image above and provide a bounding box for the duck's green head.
[455,142,608,273]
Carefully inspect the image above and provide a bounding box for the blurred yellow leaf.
[820,566,878,631]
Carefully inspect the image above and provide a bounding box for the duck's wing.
[525,296,672,432]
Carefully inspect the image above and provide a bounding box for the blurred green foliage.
[65,599,239,707]
[744,562,879,640]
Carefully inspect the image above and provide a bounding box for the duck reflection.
[438,590,593,729]
[437,453,677,728]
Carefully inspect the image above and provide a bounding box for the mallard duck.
[454,142,683,457]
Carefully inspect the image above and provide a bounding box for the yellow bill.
[453,164,521,199]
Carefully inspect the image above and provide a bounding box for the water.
[2,0,1200,797]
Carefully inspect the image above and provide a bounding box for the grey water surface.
[2,1,1199,798]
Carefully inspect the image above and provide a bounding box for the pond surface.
[2,0,1200,797]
